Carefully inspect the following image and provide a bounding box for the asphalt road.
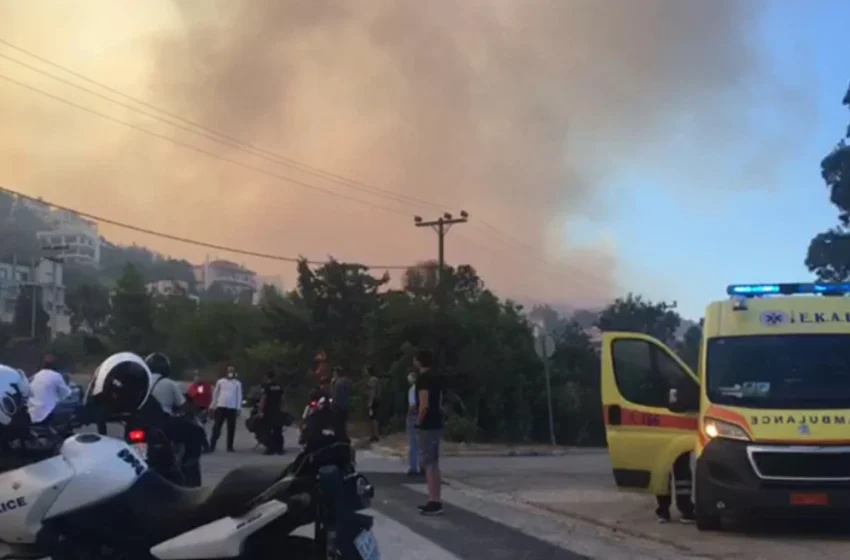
[193,423,589,559]
[438,451,850,560]
[104,416,850,559]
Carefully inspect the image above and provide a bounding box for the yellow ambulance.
[602,283,850,531]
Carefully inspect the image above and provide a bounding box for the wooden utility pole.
[414,211,469,366]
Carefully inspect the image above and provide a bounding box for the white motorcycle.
[0,432,379,560]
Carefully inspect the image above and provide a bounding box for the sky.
[0,0,848,320]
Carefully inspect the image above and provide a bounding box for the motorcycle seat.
[125,464,284,537]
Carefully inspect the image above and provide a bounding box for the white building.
[146,280,200,304]
[0,259,70,336]
[193,258,257,299]
[36,209,101,267]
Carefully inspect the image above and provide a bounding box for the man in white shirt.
[146,357,186,416]
[209,366,243,452]
[406,372,421,476]
[28,356,72,424]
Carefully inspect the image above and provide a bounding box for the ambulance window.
[611,339,667,408]
[656,348,696,388]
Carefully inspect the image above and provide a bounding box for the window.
[707,334,850,409]
[611,339,694,408]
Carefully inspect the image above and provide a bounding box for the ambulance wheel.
[695,504,722,531]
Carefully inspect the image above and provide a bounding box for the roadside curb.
[368,443,602,459]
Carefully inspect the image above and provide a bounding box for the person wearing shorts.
[414,349,444,516]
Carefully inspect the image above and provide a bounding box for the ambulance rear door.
[601,332,700,494]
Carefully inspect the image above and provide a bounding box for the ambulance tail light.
[703,417,751,442]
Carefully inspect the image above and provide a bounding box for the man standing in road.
[209,365,243,452]
[28,355,71,426]
[366,367,381,443]
[414,349,444,515]
[257,371,285,455]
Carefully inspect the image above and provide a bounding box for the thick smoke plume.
[0,0,801,304]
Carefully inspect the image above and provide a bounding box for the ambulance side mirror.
[667,383,698,414]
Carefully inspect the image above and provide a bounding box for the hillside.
[0,191,196,290]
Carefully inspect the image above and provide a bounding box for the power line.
[0,185,423,270]
[0,40,445,212]
[0,72,416,219]
[0,40,581,278]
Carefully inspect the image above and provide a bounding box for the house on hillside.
[584,326,603,350]
[193,258,257,302]
[19,200,103,267]
[146,279,200,305]
[0,259,71,335]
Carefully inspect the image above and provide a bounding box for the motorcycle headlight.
[703,417,751,442]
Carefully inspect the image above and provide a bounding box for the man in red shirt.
[187,371,213,452]
[188,371,213,410]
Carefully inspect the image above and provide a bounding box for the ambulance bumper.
[697,439,850,517]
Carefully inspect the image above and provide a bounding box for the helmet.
[144,352,172,378]
[87,352,152,415]
[0,364,30,426]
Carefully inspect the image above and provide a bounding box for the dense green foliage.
[34,257,701,447]
[807,83,850,279]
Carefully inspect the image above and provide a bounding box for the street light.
[532,321,557,446]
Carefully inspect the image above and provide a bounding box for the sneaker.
[419,501,444,516]
[655,511,671,524]
[679,515,696,525]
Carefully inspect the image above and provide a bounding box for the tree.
[109,264,156,352]
[806,83,850,280]
[66,283,110,333]
[549,320,604,445]
[597,293,682,343]
[676,321,703,371]
[13,285,49,341]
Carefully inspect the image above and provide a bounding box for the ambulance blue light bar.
[727,283,850,297]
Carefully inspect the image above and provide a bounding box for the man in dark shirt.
[331,366,351,442]
[414,349,444,516]
[258,371,285,455]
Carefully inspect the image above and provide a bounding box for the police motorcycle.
[0,354,379,560]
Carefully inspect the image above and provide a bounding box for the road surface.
[198,425,589,559]
[438,451,850,559]
[113,418,850,559]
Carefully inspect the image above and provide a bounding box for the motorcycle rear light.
[128,429,146,443]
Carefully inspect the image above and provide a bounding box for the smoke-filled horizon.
[0,0,809,309]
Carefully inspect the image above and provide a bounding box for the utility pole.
[414,211,469,368]
[40,244,68,342]
[29,257,37,340]
[534,323,557,446]
[414,211,470,304]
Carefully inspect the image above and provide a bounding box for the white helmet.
[86,352,152,415]
[0,364,30,426]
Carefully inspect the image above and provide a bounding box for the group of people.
[4,347,447,516]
